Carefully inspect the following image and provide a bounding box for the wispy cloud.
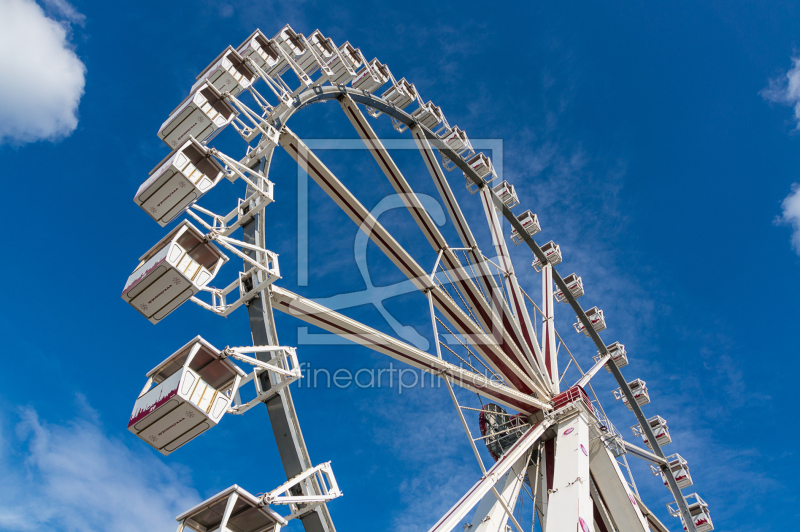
[0,396,200,532]
[0,0,86,145]
[760,57,800,129]
[775,183,800,255]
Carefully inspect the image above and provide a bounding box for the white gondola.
[175,485,286,532]
[465,152,497,183]
[135,138,224,227]
[191,46,255,98]
[272,24,307,61]
[574,306,606,336]
[441,126,469,152]
[381,78,418,110]
[121,221,228,324]
[554,273,584,302]
[351,58,390,93]
[158,83,236,149]
[326,41,361,85]
[594,341,628,370]
[652,454,693,490]
[237,29,283,74]
[296,29,336,77]
[668,494,713,532]
[411,101,443,130]
[632,415,671,449]
[510,210,541,244]
[492,180,519,211]
[531,241,562,272]
[613,378,650,410]
[128,336,246,455]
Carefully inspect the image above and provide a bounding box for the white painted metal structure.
[121,24,713,532]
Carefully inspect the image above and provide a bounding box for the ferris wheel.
[120,24,714,532]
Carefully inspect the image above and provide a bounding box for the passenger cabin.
[273,24,306,60]
[135,138,224,227]
[554,273,584,302]
[594,341,628,370]
[614,378,650,410]
[653,454,693,490]
[574,306,606,336]
[532,241,563,272]
[121,221,228,324]
[352,58,390,93]
[326,41,361,85]
[128,336,246,455]
[175,485,286,532]
[466,153,496,182]
[158,83,236,149]
[632,415,671,449]
[669,494,713,532]
[191,46,255,98]
[510,210,541,244]
[492,180,519,212]
[411,101,443,130]
[296,30,336,77]
[237,29,283,75]
[382,78,418,110]
[441,126,469,152]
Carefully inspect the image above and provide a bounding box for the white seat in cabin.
[594,341,628,371]
[492,180,519,211]
[191,46,255,98]
[382,78,418,110]
[510,210,541,244]
[158,83,236,149]
[669,494,713,532]
[237,29,284,75]
[121,221,228,324]
[653,454,693,490]
[531,241,562,272]
[128,336,246,455]
[351,58,390,93]
[411,101,443,130]
[632,415,671,449]
[574,306,606,336]
[555,273,584,302]
[613,378,650,410]
[175,485,287,532]
[326,41,361,85]
[135,138,224,227]
[273,24,307,61]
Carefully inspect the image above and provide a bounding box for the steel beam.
[469,453,529,532]
[339,96,544,391]
[544,412,594,532]
[242,152,334,532]
[427,421,551,532]
[278,126,547,399]
[269,285,549,414]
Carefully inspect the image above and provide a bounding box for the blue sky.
[1,1,799,531]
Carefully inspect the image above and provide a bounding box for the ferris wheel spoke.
[338,96,545,391]
[269,286,550,413]
[426,421,552,532]
[588,442,653,532]
[409,126,552,391]
[278,127,546,397]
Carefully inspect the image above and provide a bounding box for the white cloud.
[760,57,800,129]
[775,183,800,254]
[0,0,86,145]
[0,400,200,532]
